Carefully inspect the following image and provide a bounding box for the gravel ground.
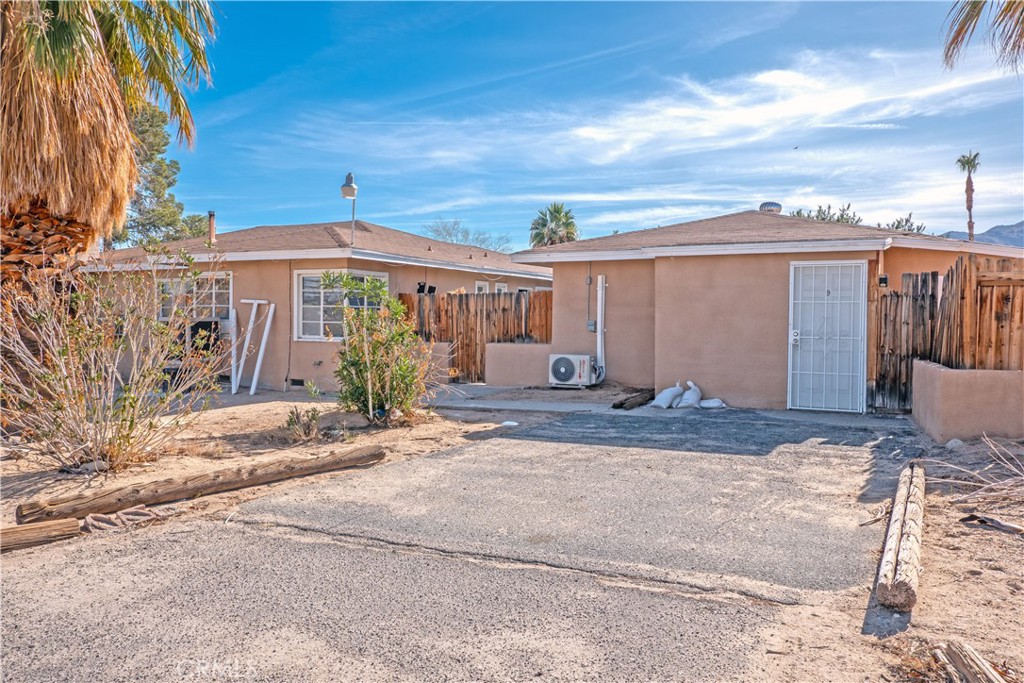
[1,408,927,682]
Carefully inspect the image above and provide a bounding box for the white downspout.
[595,274,607,383]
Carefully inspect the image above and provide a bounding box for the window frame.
[475,280,490,294]
[158,271,233,322]
[494,283,509,294]
[293,268,390,342]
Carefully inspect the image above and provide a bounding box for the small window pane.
[323,290,344,306]
[302,291,320,306]
[301,276,320,291]
[324,322,345,338]
[301,306,321,324]
[301,322,321,337]
[323,306,344,323]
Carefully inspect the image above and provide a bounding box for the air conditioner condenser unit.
[549,354,596,388]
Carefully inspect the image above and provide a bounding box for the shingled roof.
[513,210,1022,261]
[106,220,551,279]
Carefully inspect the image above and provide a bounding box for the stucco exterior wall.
[912,360,1024,442]
[549,260,656,387]
[485,343,553,386]
[652,251,875,408]
[197,258,546,392]
[880,247,960,291]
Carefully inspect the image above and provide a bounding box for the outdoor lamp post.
[340,172,358,247]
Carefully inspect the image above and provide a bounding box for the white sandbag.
[651,383,684,409]
[677,381,702,408]
[669,391,686,408]
[698,398,726,409]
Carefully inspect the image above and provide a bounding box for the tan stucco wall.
[881,247,961,291]
[652,251,875,408]
[548,260,655,387]
[485,343,553,386]
[912,360,1024,442]
[204,258,545,392]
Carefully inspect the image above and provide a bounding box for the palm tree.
[956,151,980,242]
[530,203,579,248]
[944,0,1024,70]
[1,1,214,284]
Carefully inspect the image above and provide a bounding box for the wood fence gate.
[871,255,1024,411]
[398,291,553,383]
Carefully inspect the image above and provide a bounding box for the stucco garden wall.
[912,360,1024,442]
[484,343,552,387]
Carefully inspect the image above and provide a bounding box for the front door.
[788,261,867,412]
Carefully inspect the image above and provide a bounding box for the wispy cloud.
[225,47,1020,242]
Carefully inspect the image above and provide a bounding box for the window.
[475,281,489,294]
[294,270,388,341]
[517,287,532,294]
[494,283,508,294]
[159,273,232,321]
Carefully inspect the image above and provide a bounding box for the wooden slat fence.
[398,291,553,383]
[872,254,1024,411]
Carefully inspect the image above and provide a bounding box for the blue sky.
[172,2,1024,249]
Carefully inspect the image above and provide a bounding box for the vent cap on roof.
[759,201,782,214]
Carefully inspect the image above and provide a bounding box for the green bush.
[322,273,432,425]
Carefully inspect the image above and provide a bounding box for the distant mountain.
[939,220,1024,247]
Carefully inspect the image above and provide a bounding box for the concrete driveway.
[1,409,926,682]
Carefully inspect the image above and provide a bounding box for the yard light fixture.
[341,172,358,247]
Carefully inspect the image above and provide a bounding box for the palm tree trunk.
[1,201,95,289]
[965,172,975,241]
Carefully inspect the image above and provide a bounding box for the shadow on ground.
[489,408,932,505]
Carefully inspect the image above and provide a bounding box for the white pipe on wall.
[595,274,607,383]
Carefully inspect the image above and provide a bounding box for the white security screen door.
[788,261,867,413]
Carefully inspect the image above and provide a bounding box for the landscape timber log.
[890,463,926,609]
[876,463,926,611]
[942,641,1008,683]
[0,518,81,553]
[612,389,655,410]
[16,446,385,524]
[876,467,911,601]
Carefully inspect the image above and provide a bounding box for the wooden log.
[933,646,966,683]
[16,445,386,524]
[890,463,925,609]
[942,641,1008,683]
[612,389,656,410]
[876,466,912,602]
[877,463,926,610]
[0,518,81,553]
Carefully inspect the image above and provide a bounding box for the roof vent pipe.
[759,201,782,214]
[208,211,216,244]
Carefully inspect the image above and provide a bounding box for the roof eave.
[513,239,894,263]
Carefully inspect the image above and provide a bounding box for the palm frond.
[944,0,1024,70]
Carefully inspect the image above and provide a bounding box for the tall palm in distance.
[530,203,579,248]
[956,151,980,242]
[1,0,215,284]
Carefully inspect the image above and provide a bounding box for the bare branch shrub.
[1,256,233,471]
[926,436,1024,509]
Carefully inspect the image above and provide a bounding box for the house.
[500,205,1024,413]
[105,217,551,391]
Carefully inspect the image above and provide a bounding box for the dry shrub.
[927,436,1024,510]
[1,257,233,471]
[285,405,321,442]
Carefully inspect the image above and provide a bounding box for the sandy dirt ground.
[2,392,1021,681]
[0,389,553,526]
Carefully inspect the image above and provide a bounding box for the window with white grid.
[294,270,388,341]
